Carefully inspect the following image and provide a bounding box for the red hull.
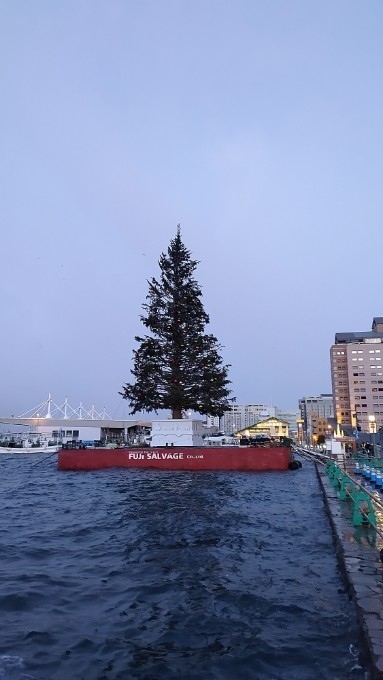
[58,446,293,472]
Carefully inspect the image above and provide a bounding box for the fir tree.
[120,226,233,419]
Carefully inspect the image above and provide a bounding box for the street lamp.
[368,415,377,457]
[296,419,303,445]
[325,425,333,455]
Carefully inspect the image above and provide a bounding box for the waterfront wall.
[317,463,383,679]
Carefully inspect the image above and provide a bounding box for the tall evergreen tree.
[120,226,233,419]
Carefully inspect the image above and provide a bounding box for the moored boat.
[0,433,61,455]
[0,444,61,454]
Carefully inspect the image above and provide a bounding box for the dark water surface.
[0,455,367,679]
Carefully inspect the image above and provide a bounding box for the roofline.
[0,417,149,428]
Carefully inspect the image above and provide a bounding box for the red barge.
[58,444,295,472]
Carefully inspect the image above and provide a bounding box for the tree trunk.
[172,409,183,419]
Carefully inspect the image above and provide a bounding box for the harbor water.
[0,453,368,679]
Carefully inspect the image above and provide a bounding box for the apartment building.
[330,316,383,432]
[298,394,334,443]
[310,414,333,443]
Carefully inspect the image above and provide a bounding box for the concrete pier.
[317,463,383,679]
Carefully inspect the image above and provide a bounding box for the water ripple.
[0,456,367,679]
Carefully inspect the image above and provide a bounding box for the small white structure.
[150,419,212,447]
[326,437,345,461]
[36,423,101,444]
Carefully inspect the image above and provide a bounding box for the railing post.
[325,462,377,527]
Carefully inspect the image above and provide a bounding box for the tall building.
[330,316,383,432]
[298,394,334,442]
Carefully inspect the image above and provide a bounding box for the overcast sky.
[1,1,383,419]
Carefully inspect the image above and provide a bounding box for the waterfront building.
[330,316,383,433]
[207,403,276,435]
[298,394,334,444]
[236,416,290,439]
[0,395,150,445]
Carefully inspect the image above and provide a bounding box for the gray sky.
[1,1,383,419]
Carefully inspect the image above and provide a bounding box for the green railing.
[351,453,383,468]
[325,460,377,526]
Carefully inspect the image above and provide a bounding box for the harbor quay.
[315,459,383,679]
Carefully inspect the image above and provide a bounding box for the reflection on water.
[0,455,368,679]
